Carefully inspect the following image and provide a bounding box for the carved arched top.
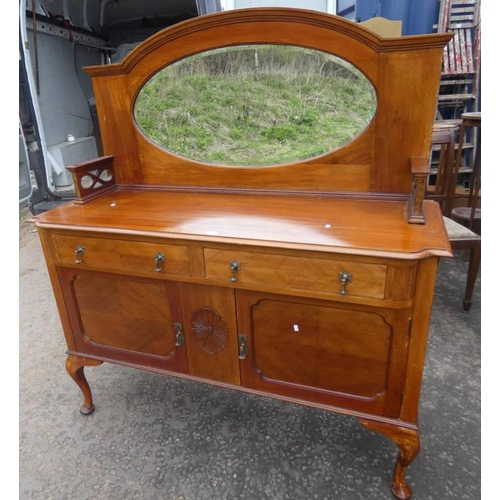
[86,8,451,79]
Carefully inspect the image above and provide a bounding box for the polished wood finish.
[58,268,189,372]
[84,8,450,195]
[359,418,420,500]
[178,283,240,385]
[407,157,430,224]
[204,247,388,299]
[34,190,451,259]
[67,156,115,204]
[33,8,452,499]
[236,290,411,417]
[53,233,191,276]
[65,355,103,415]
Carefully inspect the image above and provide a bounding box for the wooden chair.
[427,123,459,217]
[450,111,481,234]
[430,123,481,311]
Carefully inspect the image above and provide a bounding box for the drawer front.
[53,234,191,276]
[204,248,387,299]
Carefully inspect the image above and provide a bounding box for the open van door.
[19,121,33,209]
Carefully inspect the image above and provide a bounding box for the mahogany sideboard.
[33,9,452,499]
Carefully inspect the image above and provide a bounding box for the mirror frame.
[85,8,450,195]
[132,44,378,168]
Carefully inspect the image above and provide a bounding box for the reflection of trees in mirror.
[134,46,376,166]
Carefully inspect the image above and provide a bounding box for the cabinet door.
[58,268,188,372]
[178,283,240,385]
[236,290,410,417]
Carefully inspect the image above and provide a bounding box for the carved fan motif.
[191,307,228,354]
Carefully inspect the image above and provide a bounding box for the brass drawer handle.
[238,334,248,360]
[229,260,242,282]
[154,253,166,272]
[75,245,85,264]
[338,271,352,295]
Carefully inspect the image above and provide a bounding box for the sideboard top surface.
[35,189,451,259]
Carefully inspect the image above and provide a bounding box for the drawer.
[53,234,191,276]
[204,249,387,299]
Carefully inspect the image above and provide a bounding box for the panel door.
[58,268,188,372]
[178,283,240,385]
[236,290,411,417]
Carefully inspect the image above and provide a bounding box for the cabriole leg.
[65,355,103,415]
[359,418,420,500]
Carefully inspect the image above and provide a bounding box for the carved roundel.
[191,308,228,354]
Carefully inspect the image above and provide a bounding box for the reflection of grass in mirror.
[134,47,376,166]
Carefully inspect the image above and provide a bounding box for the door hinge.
[174,322,185,347]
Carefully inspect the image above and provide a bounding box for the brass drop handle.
[338,271,352,295]
[229,260,242,282]
[154,253,166,272]
[75,245,85,264]
[238,334,248,360]
[174,322,185,347]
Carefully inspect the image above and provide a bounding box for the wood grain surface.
[35,189,451,259]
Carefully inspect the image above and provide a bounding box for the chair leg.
[463,241,481,311]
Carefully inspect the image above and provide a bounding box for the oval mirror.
[134,45,376,167]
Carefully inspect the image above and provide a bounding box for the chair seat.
[443,216,479,239]
[451,206,481,220]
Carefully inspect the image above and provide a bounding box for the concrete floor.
[19,208,480,499]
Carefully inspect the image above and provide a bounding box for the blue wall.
[352,1,481,113]
[355,0,440,35]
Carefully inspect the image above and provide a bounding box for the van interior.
[19,0,222,213]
